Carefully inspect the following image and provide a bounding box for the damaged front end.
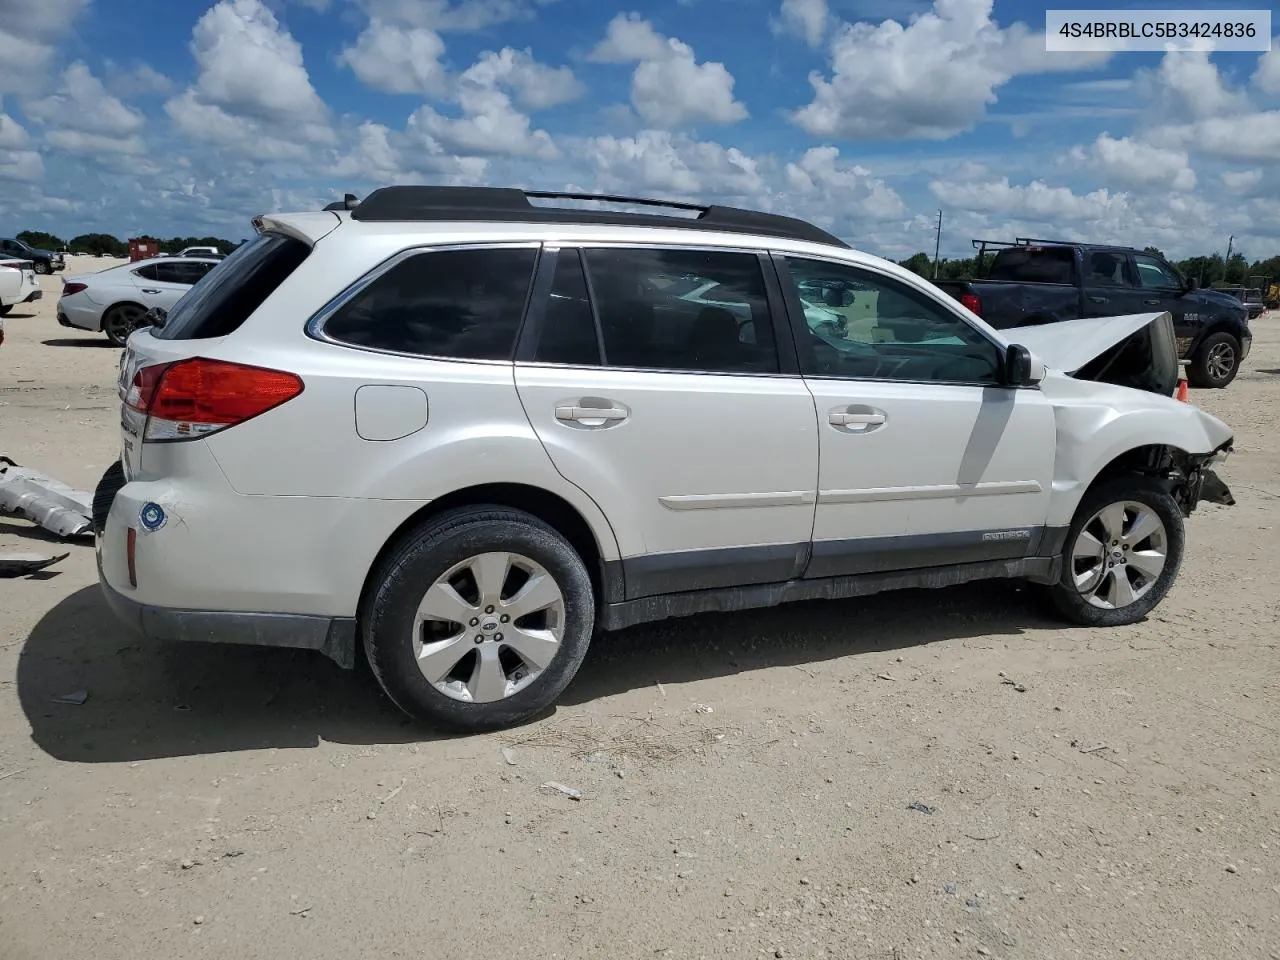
[1123,442,1236,516]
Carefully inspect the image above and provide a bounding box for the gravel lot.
[2,258,1278,960]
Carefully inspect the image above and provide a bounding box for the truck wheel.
[1187,331,1240,388]
[363,506,596,732]
[1046,477,1184,628]
[33,261,49,275]
[0,304,11,316]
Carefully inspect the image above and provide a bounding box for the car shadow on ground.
[19,578,1058,764]
[3,310,38,320]
[41,338,113,348]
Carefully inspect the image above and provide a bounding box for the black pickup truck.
[933,240,1252,388]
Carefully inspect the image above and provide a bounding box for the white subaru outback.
[95,187,1236,732]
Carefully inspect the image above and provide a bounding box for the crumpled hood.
[1004,312,1168,374]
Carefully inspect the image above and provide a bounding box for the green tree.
[68,233,128,257]
[1143,245,1166,260]
[897,252,933,276]
[16,230,65,250]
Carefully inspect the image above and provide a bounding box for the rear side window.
[988,247,1076,284]
[321,246,538,360]
[153,232,310,340]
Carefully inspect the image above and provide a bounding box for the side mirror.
[1004,343,1045,387]
[144,306,168,329]
[1185,277,1200,292]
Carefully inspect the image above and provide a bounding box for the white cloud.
[581,129,765,197]
[104,61,177,98]
[589,13,748,127]
[462,47,583,110]
[399,46,577,158]
[1068,133,1196,192]
[929,175,1127,223]
[1252,39,1280,94]
[165,0,335,158]
[1136,51,1251,123]
[784,146,906,222]
[45,129,148,156]
[0,0,89,94]
[24,63,146,140]
[0,112,42,181]
[791,0,1108,140]
[352,0,556,31]
[1222,169,1264,196]
[775,0,830,47]
[338,20,451,96]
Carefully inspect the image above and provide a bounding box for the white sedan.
[0,257,42,317]
[57,256,222,346]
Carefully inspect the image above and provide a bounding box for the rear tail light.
[62,282,88,295]
[959,292,982,316]
[125,357,304,441]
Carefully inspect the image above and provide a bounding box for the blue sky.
[1,0,1277,259]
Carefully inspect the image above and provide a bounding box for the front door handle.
[1088,296,1109,304]
[140,288,162,294]
[1143,298,1160,305]
[828,405,887,433]
[829,411,885,426]
[555,404,628,423]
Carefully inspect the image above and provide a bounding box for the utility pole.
[1225,235,1234,283]
[933,209,943,279]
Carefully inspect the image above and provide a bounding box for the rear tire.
[34,261,50,275]
[1046,477,1184,627]
[1187,331,1240,389]
[102,304,146,347]
[0,304,11,316]
[363,506,596,732]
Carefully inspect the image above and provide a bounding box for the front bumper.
[1241,333,1252,362]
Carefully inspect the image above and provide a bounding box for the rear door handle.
[555,404,628,422]
[140,288,162,294]
[1143,298,1160,305]
[1088,296,1109,304]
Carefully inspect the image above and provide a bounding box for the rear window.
[152,232,311,340]
[988,247,1076,284]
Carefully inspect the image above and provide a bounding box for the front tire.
[0,304,11,316]
[363,506,596,732]
[1047,477,1185,627]
[1187,331,1240,389]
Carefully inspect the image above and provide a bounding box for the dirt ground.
[2,259,1278,960]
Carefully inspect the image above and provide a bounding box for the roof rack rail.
[348,185,849,248]
[323,193,360,212]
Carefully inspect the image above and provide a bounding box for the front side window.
[580,247,779,374]
[322,246,538,360]
[782,256,1002,384]
[1133,255,1181,290]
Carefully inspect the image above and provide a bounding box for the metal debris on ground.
[51,690,88,705]
[876,673,897,682]
[1000,676,1028,693]
[501,747,518,765]
[906,801,936,815]
[540,781,584,801]
[0,457,94,539]
[0,552,69,577]
[692,703,714,714]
